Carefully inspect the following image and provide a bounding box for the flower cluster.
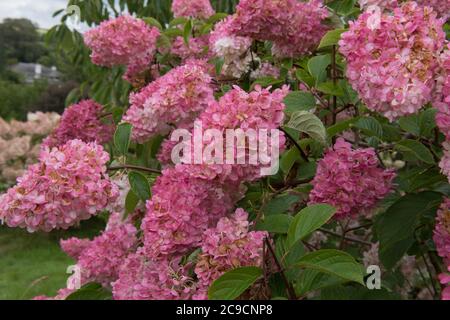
[229,0,328,57]
[358,0,398,10]
[441,142,450,183]
[141,167,242,258]
[112,248,196,300]
[339,2,446,121]
[175,85,288,183]
[435,46,450,139]
[84,15,160,82]
[359,1,450,21]
[171,0,215,19]
[171,35,211,62]
[0,140,118,232]
[0,113,60,183]
[309,138,396,219]
[62,213,138,286]
[193,209,266,299]
[433,199,450,266]
[209,16,253,78]
[433,199,450,300]
[43,100,114,148]
[122,60,215,143]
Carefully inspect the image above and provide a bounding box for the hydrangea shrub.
[2,0,450,300]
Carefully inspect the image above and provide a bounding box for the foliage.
[1,0,449,301]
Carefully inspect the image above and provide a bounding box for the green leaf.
[307,54,331,84]
[262,194,300,215]
[65,283,112,300]
[287,204,336,245]
[327,117,359,138]
[296,249,364,285]
[395,139,435,164]
[419,108,437,136]
[375,191,443,269]
[295,269,346,296]
[256,214,293,234]
[183,20,192,45]
[208,267,263,300]
[355,117,383,138]
[283,91,316,114]
[399,115,420,136]
[125,189,139,216]
[128,171,151,201]
[114,123,132,155]
[280,147,301,173]
[285,111,327,145]
[207,12,229,24]
[318,29,347,49]
[143,17,163,30]
[316,81,344,97]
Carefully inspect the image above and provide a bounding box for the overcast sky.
[0,0,69,29]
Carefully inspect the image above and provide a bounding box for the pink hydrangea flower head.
[174,85,288,183]
[60,237,92,260]
[439,273,450,300]
[309,138,396,219]
[416,0,450,21]
[0,140,118,232]
[193,209,266,300]
[358,0,398,10]
[230,0,328,58]
[42,100,114,148]
[84,15,160,82]
[171,35,211,62]
[433,198,450,265]
[122,60,215,143]
[434,46,450,139]
[112,248,196,300]
[339,2,446,121]
[73,213,138,286]
[171,0,215,19]
[440,142,450,183]
[209,16,254,78]
[141,167,243,257]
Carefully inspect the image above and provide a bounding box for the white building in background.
[9,63,61,84]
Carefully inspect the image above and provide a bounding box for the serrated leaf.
[307,54,331,84]
[128,171,151,201]
[295,269,345,296]
[283,91,317,114]
[256,214,293,234]
[262,194,300,215]
[208,267,263,300]
[125,189,139,216]
[395,139,435,164]
[285,111,327,145]
[114,123,132,155]
[355,117,383,138]
[375,191,443,269]
[318,29,347,49]
[296,249,364,285]
[65,283,112,300]
[316,81,344,97]
[143,17,163,30]
[287,204,335,245]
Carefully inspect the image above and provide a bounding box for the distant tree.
[0,18,47,64]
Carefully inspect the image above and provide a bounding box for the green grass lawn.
[0,219,105,300]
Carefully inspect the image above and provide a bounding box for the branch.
[108,165,161,175]
[280,127,309,163]
[264,237,297,300]
[318,228,372,247]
